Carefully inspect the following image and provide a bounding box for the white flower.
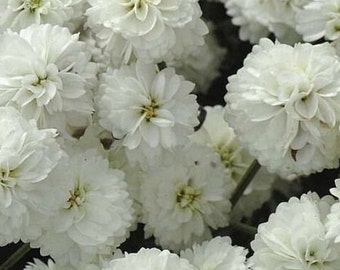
[0,0,83,32]
[191,105,275,219]
[31,149,134,266]
[0,24,94,133]
[296,0,340,42]
[25,259,60,270]
[86,0,199,38]
[250,193,340,270]
[96,61,199,151]
[225,38,340,179]
[326,179,340,242]
[225,0,309,44]
[104,248,195,270]
[85,0,208,64]
[140,143,234,251]
[180,236,248,270]
[0,107,62,246]
[167,25,225,93]
[225,0,270,44]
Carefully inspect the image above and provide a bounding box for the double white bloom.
[0,24,94,133]
[97,61,199,153]
[225,38,340,178]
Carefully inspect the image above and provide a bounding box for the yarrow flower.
[180,236,248,270]
[250,192,340,270]
[296,0,340,42]
[0,24,94,133]
[0,0,84,32]
[225,0,310,44]
[85,0,208,64]
[96,60,199,152]
[104,248,195,270]
[0,107,62,246]
[190,105,275,219]
[225,38,340,179]
[31,149,134,266]
[140,143,235,251]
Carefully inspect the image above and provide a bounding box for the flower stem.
[0,243,31,270]
[230,159,261,208]
[230,221,257,236]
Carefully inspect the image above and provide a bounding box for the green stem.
[230,221,257,236]
[0,243,31,270]
[230,159,261,208]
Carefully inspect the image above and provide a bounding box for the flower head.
[225,38,340,178]
[250,193,340,270]
[181,236,248,270]
[140,143,234,251]
[0,24,94,133]
[0,106,62,245]
[104,248,195,270]
[97,61,199,150]
[31,149,134,266]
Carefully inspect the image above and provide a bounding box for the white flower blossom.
[167,26,226,93]
[96,61,199,152]
[296,0,340,42]
[140,143,234,251]
[86,0,199,38]
[104,248,195,270]
[180,236,248,270]
[0,24,95,134]
[85,0,208,64]
[31,149,134,267]
[250,193,340,270]
[0,107,62,246]
[191,105,275,219]
[225,38,340,179]
[0,0,84,33]
[225,0,309,44]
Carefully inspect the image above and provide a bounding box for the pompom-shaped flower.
[250,193,340,270]
[0,24,94,133]
[180,236,248,270]
[31,149,134,266]
[86,0,199,38]
[296,0,340,42]
[104,248,195,270]
[0,0,83,32]
[225,38,340,179]
[0,107,62,245]
[140,143,235,251]
[97,61,199,150]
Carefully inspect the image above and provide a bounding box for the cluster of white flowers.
[4,0,340,269]
[25,236,249,270]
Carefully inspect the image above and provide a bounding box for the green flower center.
[176,183,201,210]
[24,0,42,11]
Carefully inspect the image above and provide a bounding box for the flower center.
[24,0,42,11]
[176,183,201,210]
[66,184,88,209]
[213,143,247,180]
[0,169,16,188]
[141,99,159,121]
